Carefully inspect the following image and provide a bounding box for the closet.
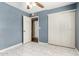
[48,10,75,48]
[31,17,39,42]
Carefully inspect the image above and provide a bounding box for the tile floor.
[0,42,79,56]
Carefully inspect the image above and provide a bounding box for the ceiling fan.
[26,2,44,9]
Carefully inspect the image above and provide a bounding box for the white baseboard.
[38,42,48,45]
[0,43,22,52]
[75,48,79,55]
[76,48,79,54]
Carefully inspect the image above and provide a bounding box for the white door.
[23,16,31,44]
[48,10,75,48]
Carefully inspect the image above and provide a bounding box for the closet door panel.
[48,11,75,48]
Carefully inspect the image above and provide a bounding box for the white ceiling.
[6,2,75,13]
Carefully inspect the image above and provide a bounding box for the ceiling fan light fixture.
[26,2,44,9]
[26,2,32,9]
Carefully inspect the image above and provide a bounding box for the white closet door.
[48,10,75,48]
[23,16,31,44]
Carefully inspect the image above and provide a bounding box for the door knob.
[23,30,26,32]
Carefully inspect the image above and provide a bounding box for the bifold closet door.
[48,10,75,48]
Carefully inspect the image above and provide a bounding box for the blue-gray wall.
[35,3,77,43]
[0,3,29,49]
[0,2,78,50]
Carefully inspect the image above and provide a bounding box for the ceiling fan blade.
[27,5,30,9]
[35,2,44,8]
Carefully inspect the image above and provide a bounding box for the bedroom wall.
[0,2,77,50]
[0,3,29,49]
[35,3,77,43]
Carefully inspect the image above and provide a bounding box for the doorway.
[31,17,39,42]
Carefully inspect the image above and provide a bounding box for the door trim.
[22,16,23,44]
[31,16,40,43]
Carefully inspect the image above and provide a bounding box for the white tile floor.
[0,42,79,56]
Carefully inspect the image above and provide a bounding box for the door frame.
[30,16,40,43]
[22,16,40,44]
[47,9,76,48]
